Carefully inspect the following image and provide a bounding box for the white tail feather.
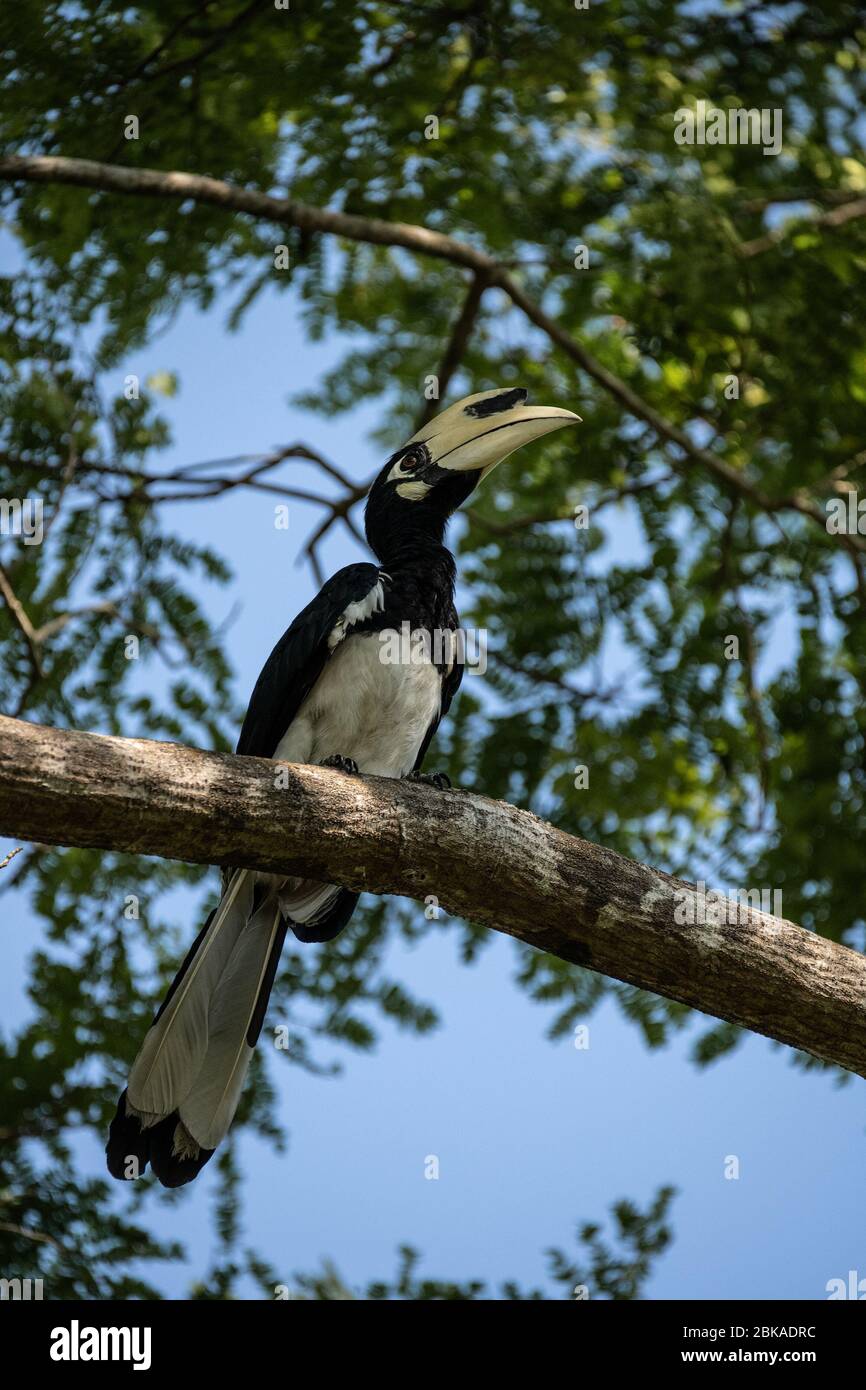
[179,898,284,1151]
[127,870,253,1119]
[278,878,340,925]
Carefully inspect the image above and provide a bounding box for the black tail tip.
[148,1114,215,1188]
[106,1089,149,1181]
[106,1091,215,1188]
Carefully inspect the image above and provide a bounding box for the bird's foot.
[320,754,359,775]
[405,769,452,791]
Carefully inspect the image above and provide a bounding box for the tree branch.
[738,197,866,257]
[0,560,46,714]
[1,714,865,1080]
[2,154,857,554]
[3,443,368,578]
[0,561,43,679]
[414,270,490,431]
[0,154,499,271]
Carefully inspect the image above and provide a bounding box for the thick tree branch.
[1,715,865,1080]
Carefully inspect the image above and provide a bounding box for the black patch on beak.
[463,387,528,419]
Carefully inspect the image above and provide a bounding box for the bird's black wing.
[236,562,382,759]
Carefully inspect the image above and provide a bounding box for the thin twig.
[739,198,866,257]
[0,1220,61,1250]
[414,271,490,432]
[0,560,44,683]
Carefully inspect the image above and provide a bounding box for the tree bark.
[1,714,865,1078]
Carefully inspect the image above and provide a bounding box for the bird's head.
[364,387,580,559]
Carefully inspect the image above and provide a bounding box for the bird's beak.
[409,387,581,482]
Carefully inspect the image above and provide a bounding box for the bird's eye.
[386,442,431,485]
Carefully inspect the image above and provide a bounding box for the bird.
[106,387,579,1187]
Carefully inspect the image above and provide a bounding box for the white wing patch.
[327,575,387,651]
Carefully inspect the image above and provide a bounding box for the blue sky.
[2,269,864,1301]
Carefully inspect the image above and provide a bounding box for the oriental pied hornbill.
[107,387,579,1186]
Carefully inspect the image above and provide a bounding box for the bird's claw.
[320,754,359,775]
[406,769,452,790]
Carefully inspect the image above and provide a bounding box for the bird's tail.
[106,870,287,1188]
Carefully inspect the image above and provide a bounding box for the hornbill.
[107,387,579,1186]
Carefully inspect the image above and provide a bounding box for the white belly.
[273,631,442,778]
